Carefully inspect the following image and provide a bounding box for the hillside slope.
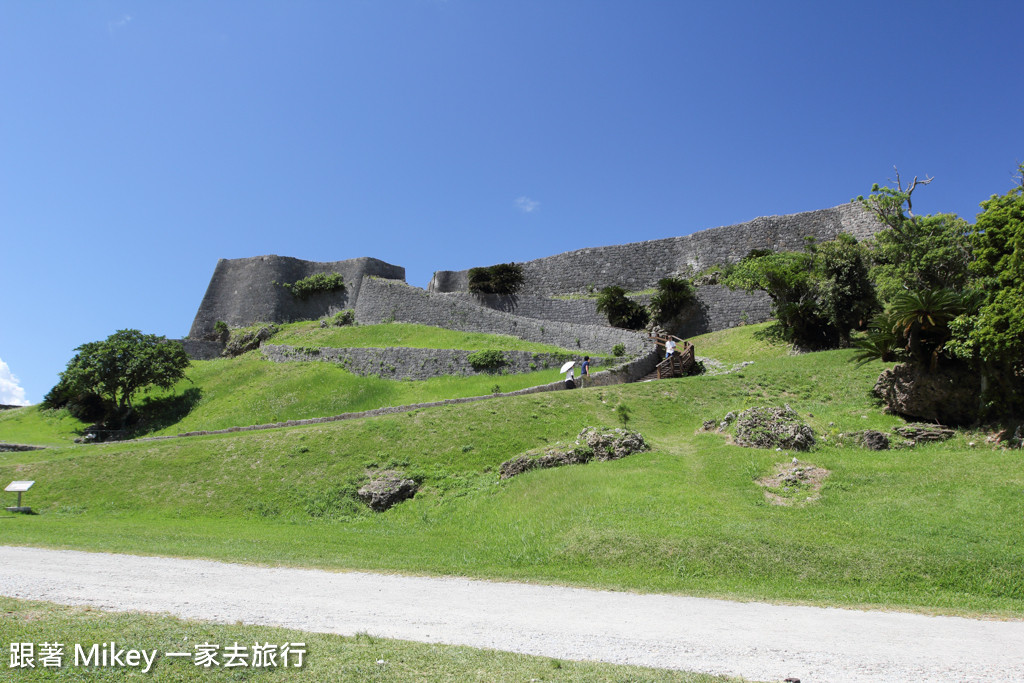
[2,325,1020,617]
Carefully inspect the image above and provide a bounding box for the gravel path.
[1,546,1022,682]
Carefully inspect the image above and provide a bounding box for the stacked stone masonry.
[353,278,652,357]
[261,344,612,381]
[189,255,405,339]
[428,203,882,296]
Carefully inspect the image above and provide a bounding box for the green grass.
[0,405,85,446]
[0,322,602,445]
[689,323,792,364]
[0,355,570,443]
[270,321,603,355]
[137,353,568,436]
[1,324,1022,617]
[0,597,745,682]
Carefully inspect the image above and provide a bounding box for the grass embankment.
[1,324,1021,617]
[0,598,743,682]
[0,323,602,443]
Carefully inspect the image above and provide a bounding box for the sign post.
[5,480,34,513]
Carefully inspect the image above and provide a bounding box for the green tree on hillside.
[45,330,190,421]
[722,234,875,348]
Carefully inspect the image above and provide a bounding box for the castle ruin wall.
[189,255,404,339]
[428,203,882,296]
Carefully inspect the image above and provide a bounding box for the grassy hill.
[0,323,601,444]
[1,323,1020,617]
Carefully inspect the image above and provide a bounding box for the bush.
[467,349,507,371]
[596,286,649,330]
[468,263,524,295]
[282,273,346,300]
[648,277,696,324]
[330,309,356,326]
[611,343,626,357]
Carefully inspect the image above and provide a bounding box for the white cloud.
[108,14,132,34]
[0,357,31,407]
[515,196,540,213]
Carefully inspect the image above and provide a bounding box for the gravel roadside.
[1,546,1022,682]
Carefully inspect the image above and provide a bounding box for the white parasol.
[559,360,576,373]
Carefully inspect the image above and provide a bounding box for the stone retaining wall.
[353,278,653,357]
[443,285,773,337]
[429,203,882,296]
[261,344,595,381]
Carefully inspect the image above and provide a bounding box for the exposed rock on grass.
[734,405,815,451]
[757,460,830,506]
[224,324,278,357]
[357,471,418,511]
[853,430,890,451]
[499,427,649,479]
[874,362,980,426]
[893,423,955,444]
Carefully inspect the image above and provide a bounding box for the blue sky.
[2,1,1022,405]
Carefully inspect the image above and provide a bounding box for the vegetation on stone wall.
[468,263,524,295]
[596,286,649,330]
[282,272,346,299]
[648,277,696,324]
[467,349,507,371]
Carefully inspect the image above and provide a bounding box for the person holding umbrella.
[560,360,576,389]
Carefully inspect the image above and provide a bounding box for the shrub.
[596,286,649,330]
[282,272,346,300]
[467,349,507,371]
[330,309,356,326]
[648,277,696,324]
[468,263,524,295]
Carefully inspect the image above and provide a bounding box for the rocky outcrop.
[357,471,418,511]
[224,325,278,357]
[873,362,980,426]
[734,405,815,451]
[499,427,649,479]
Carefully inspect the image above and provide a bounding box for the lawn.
[1,325,1021,617]
[0,597,745,682]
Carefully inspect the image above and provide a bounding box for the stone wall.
[189,255,405,339]
[353,277,653,357]
[177,339,226,361]
[429,203,883,296]
[261,344,605,381]
[439,286,773,337]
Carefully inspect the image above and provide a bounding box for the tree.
[648,277,696,324]
[595,286,649,330]
[468,263,525,295]
[946,166,1024,417]
[721,235,876,349]
[861,171,973,303]
[48,330,190,419]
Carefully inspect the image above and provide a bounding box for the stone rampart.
[176,339,226,361]
[429,203,882,296]
[261,344,604,381]
[438,286,773,336]
[189,255,405,339]
[353,278,652,357]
